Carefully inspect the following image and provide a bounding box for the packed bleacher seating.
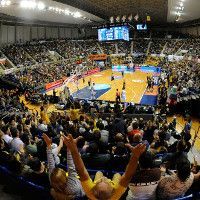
[0,38,199,70]
[171,40,185,55]
[179,39,200,57]
[163,39,178,55]
[100,42,116,54]
[8,60,93,92]
[2,45,36,67]
[145,56,163,66]
[24,43,54,63]
[149,39,167,54]
[132,39,149,54]
[78,40,102,55]
[118,41,131,54]
[158,60,200,116]
[132,55,146,65]
[16,61,73,90]
[136,31,151,39]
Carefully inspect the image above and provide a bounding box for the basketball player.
[64,86,70,100]
[111,72,114,81]
[91,83,95,100]
[88,78,91,87]
[123,80,126,90]
[116,89,121,102]
[147,76,151,92]
[121,70,124,77]
[150,77,154,92]
[121,89,126,102]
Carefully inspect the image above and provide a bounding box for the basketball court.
[46,66,160,105]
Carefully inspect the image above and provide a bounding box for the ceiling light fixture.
[176,11,181,16]
[29,1,36,9]
[64,9,70,15]
[37,1,45,10]
[73,11,82,18]
[2,0,11,6]
[20,0,28,8]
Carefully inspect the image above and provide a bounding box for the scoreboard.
[98,26,129,41]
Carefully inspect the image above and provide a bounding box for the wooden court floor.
[46,69,155,103]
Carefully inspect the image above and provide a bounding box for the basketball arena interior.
[0,0,200,199]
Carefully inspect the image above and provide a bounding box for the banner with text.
[89,54,107,60]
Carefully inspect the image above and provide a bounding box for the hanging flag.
[128,14,133,22]
[116,15,121,23]
[122,15,126,22]
[146,15,151,22]
[110,16,114,24]
[134,13,139,21]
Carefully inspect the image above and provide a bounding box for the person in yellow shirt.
[40,105,50,124]
[63,134,146,200]
[70,105,79,124]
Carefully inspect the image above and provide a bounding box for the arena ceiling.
[56,0,200,24]
[0,0,103,25]
[0,0,200,25]
[57,0,168,24]
[168,0,200,23]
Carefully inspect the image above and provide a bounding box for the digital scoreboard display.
[98,26,129,41]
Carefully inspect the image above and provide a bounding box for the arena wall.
[0,24,80,45]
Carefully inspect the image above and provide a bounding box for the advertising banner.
[89,54,107,60]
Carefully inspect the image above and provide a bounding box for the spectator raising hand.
[63,134,146,200]
[125,143,146,159]
[63,134,82,153]
[42,133,52,149]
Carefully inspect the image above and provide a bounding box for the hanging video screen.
[98,26,129,41]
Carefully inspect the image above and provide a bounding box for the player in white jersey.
[121,89,126,102]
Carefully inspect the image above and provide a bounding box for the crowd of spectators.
[0,89,200,199]
[1,39,200,70]
[24,43,54,63]
[157,60,200,116]
[163,40,178,55]
[180,39,200,58]
[17,61,74,90]
[2,45,36,67]
[151,31,167,39]
[149,39,167,55]
[170,40,185,55]
[132,55,146,65]
[135,31,151,39]
[100,42,117,54]
[118,41,131,54]
[132,39,149,54]
[145,56,162,66]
